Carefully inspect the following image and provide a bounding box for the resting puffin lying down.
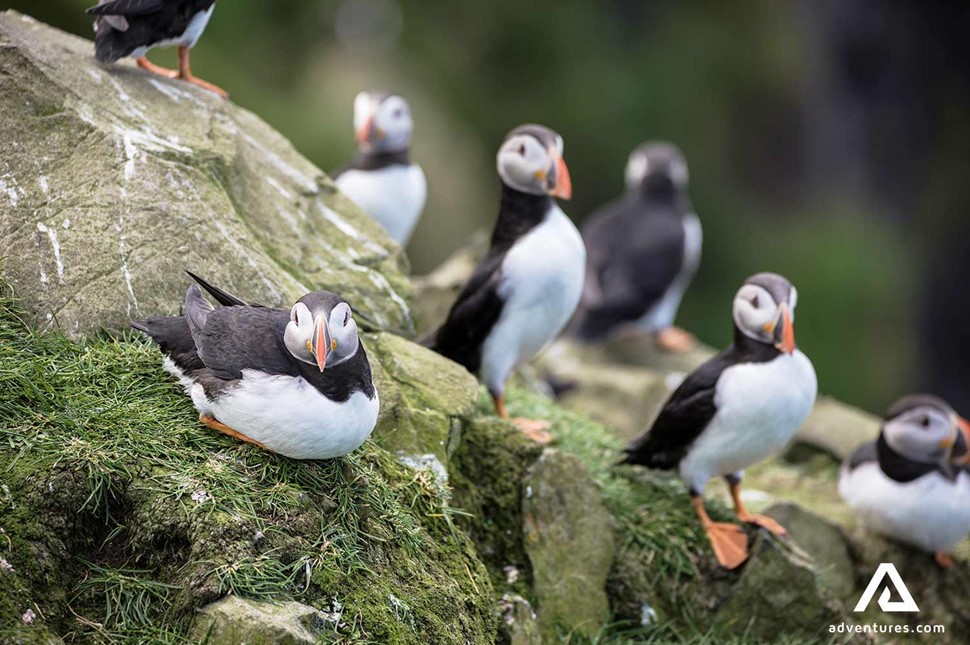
[131,273,378,459]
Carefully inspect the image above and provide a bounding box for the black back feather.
[620,333,780,469]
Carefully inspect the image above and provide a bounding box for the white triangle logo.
[853,563,919,613]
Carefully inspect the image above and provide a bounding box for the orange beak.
[355,114,374,145]
[312,315,331,372]
[549,153,572,200]
[773,304,795,355]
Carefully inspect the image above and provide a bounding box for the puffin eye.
[393,108,403,117]
[518,143,526,156]
[750,295,759,308]
[344,310,350,326]
[920,415,931,428]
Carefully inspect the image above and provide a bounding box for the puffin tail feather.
[186,271,250,308]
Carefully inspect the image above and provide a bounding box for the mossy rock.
[523,450,614,640]
[0,11,412,338]
[368,331,479,466]
[0,286,493,643]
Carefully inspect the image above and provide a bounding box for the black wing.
[193,306,295,380]
[87,0,167,16]
[427,250,506,375]
[844,440,878,472]
[620,350,730,469]
[573,194,685,340]
[130,315,204,372]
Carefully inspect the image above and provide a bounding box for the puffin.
[86,0,227,98]
[426,124,584,443]
[571,142,701,352]
[333,92,427,245]
[840,394,970,568]
[130,273,379,459]
[620,272,817,569]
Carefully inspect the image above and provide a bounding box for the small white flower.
[0,557,14,573]
[22,608,35,624]
[191,490,210,504]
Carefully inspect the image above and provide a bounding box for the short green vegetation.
[0,284,492,644]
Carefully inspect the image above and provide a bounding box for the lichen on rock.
[0,11,412,339]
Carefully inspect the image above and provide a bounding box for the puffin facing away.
[840,395,970,568]
[571,142,701,351]
[427,124,584,443]
[333,92,427,245]
[621,273,817,569]
[131,274,379,459]
[86,0,227,98]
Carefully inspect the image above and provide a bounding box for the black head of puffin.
[731,272,797,354]
[883,394,970,466]
[284,291,361,372]
[497,124,571,200]
[625,141,689,194]
[353,91,414,153]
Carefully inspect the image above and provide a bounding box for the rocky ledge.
[1,11,968,645]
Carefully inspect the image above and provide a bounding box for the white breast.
[335,165,427,245]
[840,464,970,553]
[190,371,380,460]
[679,350,817,492]
[130,4,215,57]
[638,212,703,331]
[480,206,586,394]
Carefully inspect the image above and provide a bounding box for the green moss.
[449,413,543,598]
[494,385,741,641]
[0,285,492,644]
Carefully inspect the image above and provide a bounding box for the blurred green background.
[7,0,970,415]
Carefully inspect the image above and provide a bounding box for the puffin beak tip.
[356,114,374,145]
[774,305,796,355]
[549,154,572,200]
[313,316,331,372]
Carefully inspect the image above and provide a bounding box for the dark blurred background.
[7,0,970,416]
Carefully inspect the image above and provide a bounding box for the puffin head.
[283,292,361,372]
[882,394,970,466]
[496,124,571,199]
[732,272,798,355]
[353,91,414,153]
[625,141,689,195]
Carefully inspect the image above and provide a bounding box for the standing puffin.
[86,0,227,98]
[620,273,817,569]
[426,124,584,443]
[333,92,427,246]
[130,274,379,459]
[840,395,970,568]
[571,142,701,352]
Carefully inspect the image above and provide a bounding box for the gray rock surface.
[523,450,615,640]
[0,11,412,338]
[192,596,337,645]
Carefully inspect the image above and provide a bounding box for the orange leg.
[199,414,270,451]
[136,56,178,78]
[935,551,953,569]
[729,479,787,535]
[177,46,228,98]
[693,496,749,569]
[492,392,553,445]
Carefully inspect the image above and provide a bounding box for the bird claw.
[705,521,749,569]
[738,512,788,536]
